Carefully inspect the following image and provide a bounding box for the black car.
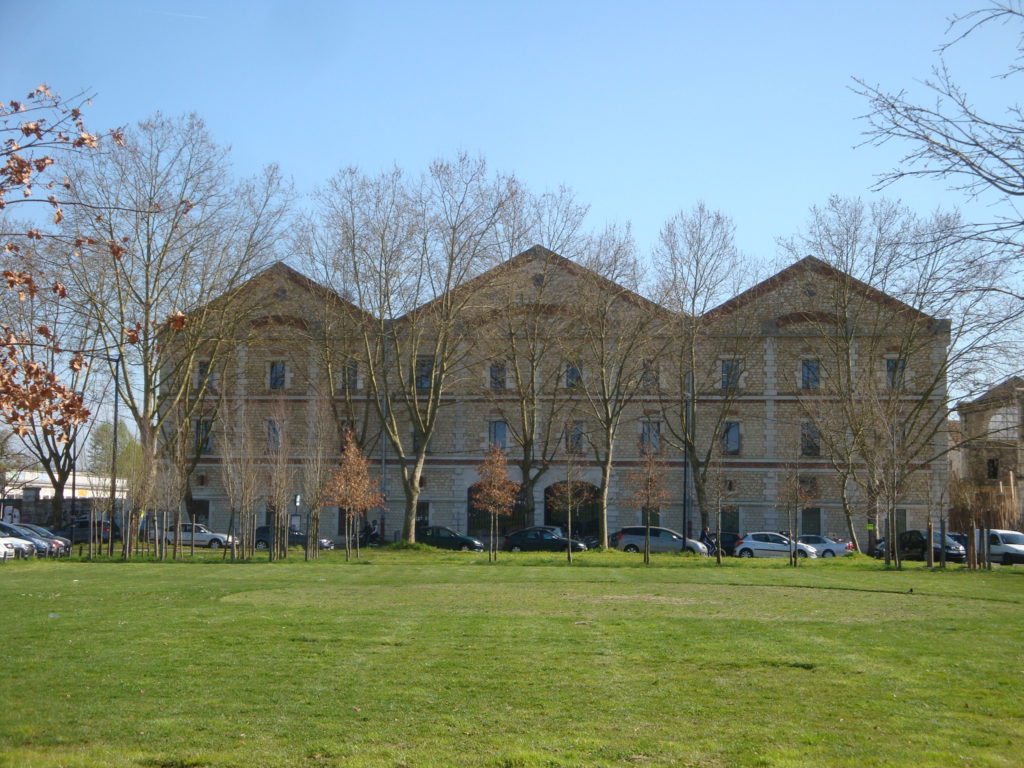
[501,527,587,552]
[54,516,120,544]
[874,530,966,562]
[418,526,484,551]
[254,525,333,550]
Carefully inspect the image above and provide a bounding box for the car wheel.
[797,550,808,558]
[255,540,268,550]
[623,544,640,553]
[460,544,469,551]
[822,550,835,558]
[512,546,522,552]
[739,549,753,558]
[209,539,221,549]
[1004,554,1014,566]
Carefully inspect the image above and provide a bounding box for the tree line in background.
[3,3,1024,558]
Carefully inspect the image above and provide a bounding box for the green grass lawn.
[1,550,1022,767]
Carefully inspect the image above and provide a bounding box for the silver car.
[734,532,818,558]
[797,535,854,558]
[611,526,708,555]
[165,523,236,549]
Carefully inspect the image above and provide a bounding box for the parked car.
[0,534,31,559]
[982,529,1024,565]
[947,532,969,549]
[734,532,818,558]
[0,521,58,558]
[56,516,120,544]
[797,535,855,558]
[254,525,333,550]
[894,529,966,562]
[502,527,588,552]
[18,524,71,556]
[418,526,484,551]
[165,523,236,549]
[610,526,707,555]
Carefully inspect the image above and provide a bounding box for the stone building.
[177,247,950,547]
[956,377,1024,525]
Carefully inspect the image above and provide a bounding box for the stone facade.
[178,249,949,545]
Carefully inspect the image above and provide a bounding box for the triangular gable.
[702,256,937,324]
[196,260,373,326]
[398,244,673,323]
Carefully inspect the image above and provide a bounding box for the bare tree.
[780,197,1012,554]
[653,203,760,534]
[57,113,290,554]
[218,396,260,560]
[855,3,1024,251]
[623,448,671,564]
[297,393,338,561]
[562,224,671,547]
[307,155,515,541]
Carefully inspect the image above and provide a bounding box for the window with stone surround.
[722,421,741,456]
[488,420,508,450]
[268,361,287,390]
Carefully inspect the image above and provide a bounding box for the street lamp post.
[107,357,120,557]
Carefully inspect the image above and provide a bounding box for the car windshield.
[1001,532,1024,545]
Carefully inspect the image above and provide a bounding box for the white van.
[984,529,1024,565]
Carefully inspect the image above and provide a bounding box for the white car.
[797,535,854,558]
[165,523,236,549]
[0,534,33,559]
[983,529,1024,565]
[734,532,818,558]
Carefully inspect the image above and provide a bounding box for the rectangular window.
[195,360,215,391]
[987,458,1000,480]
[266,419,280,452]
[415,356,433,390]
[722,421,741,456]
[640,421,661,454]
[801,360,820,391]
[489,360,507,391]
[895,508,907,534]
[800,507,822,536]
[565,362,583,389]
[886,357,906,388]
[640,359,659,390]
[342,359,359,391]
[800,422,820,458]
[412,430,432,454]
[488,420,508,450]
[194,419,212,454]
[269,361,287,390]
[566,422,585,453]
[721,359,742,390]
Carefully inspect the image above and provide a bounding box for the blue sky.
[5,0,1016,265]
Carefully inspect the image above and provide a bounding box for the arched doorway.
[544,481,600,539]
[466,483,527,540]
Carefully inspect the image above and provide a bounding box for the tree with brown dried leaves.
[325,430,383,560]
[473,444,518,562]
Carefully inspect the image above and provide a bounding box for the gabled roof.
[702,256,938,324]
[397,244,673,323]
[962,376,1024,408]
[200,260,373,324]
